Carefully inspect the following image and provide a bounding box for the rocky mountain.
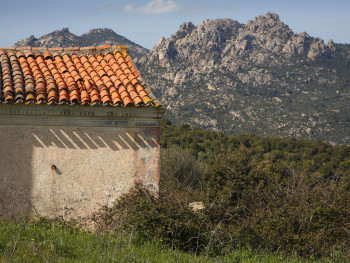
[12,13,350,144]
[138,13,350,145]
[13,28,148,59]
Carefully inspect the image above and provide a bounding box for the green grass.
[0,218,336,263]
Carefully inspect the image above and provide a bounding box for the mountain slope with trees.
[140,13,350,144]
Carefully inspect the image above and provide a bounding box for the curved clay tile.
[47,89,57,104]
[129,77,139,86]
[122,95,133,106]
[69,89,80,104]
[110,63,120,72]
[16,54,34,104]
[126,60,139,77]
[80,56,111,104]
[13,64,25,103]
[44,57,69,104]
[91,61,100,69]
[110,91,122,105]
[53,55,80,104]
[96,54,104,62]
[43,52,52,60]
[1,52,14,103]
[61,55,83,86]
[80,89,90,105]
[95,79,104,87]
[100,89,111,105]
[26,51,35,58]
[105,53,114,63]
[72,56,81,65]
[71,56,93,96]
[62,54,71,63]
[117,57,126,66]
[36,56,58,103]
[121,76,129,86]
[120,63,129,72]
[106,68,115,77]
[59,89,69,103]
[83,79,92,93]
[54,56,68,74]
[114,50,123,60]
[118,84,133,105]
[7,51,16,59]
[65,60,74,69]
[16,52,25,59]
[123,68,132,76]
[86,66,94,74]
[90,88,100,104]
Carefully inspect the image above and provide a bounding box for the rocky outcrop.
[307,38,330,60]
[138,13,349,144]
[14,35,38,47]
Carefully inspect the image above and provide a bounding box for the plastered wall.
[0,125,160,220]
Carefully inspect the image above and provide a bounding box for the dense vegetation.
[160,119,350,175]
[107,120,350,261]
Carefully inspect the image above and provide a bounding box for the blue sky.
[0,0,349,49]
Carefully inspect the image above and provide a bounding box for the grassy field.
[0,218,338,263]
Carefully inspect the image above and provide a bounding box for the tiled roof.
[0,45,159,107]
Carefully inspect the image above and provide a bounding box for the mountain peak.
[178,22,195,32]
[42,28,75,38]
[245,12,292,38]
[86,28,116,35]
[49,28,71,35]
[248,12,285,28]
[262,12,280,21]
[60,27,70,33]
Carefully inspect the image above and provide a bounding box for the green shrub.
[108,186,209,253]
[203,145,350,260]
[161,145,205,190]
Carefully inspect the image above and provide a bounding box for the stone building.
[0,45,164,220]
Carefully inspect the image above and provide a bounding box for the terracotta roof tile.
[0,46,158,107]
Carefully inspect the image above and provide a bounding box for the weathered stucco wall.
[0,105,162,220]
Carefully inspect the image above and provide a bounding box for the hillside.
[12,13,350,144]
[139,13,350,144]
[13,28,148,60]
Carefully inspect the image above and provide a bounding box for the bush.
[203,146,350,260]
[105,186,210,253]
[160,145,205,190]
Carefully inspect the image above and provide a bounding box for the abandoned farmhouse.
[0,45,164,220]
